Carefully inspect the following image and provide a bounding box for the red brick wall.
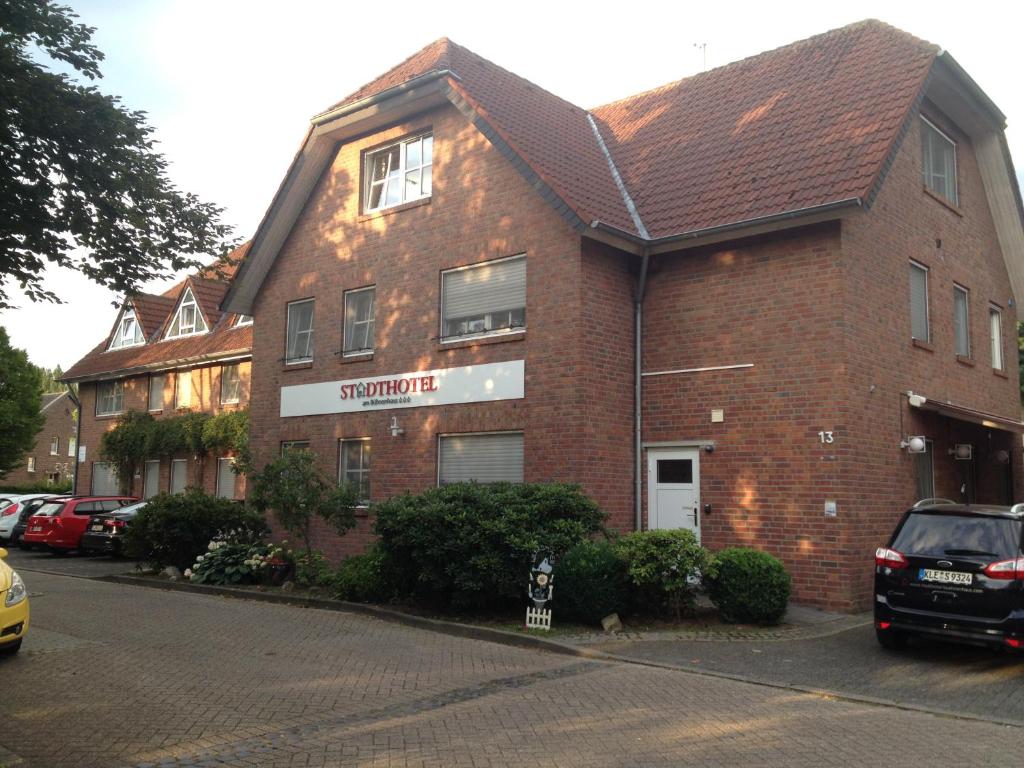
[2,393,77,487]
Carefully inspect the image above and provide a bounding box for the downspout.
[66,385,81,494]
[634,248,650,531]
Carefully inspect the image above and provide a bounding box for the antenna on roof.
[693,42,707,71]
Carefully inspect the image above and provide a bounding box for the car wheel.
[876,628,908,650]
[0,639,22,655]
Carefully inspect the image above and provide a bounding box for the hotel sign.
[280,360,525,417]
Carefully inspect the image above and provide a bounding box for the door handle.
[692,506,699,527]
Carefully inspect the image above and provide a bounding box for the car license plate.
[30,525,41,532]
[919,568,972,585]
[90,524,103,532]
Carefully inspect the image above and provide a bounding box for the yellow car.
[0,547,29,654]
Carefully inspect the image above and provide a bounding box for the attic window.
[235,314,253,327]
[165,287,209,339]
[108,308,145,350]
[364,133,432,212]
[921,117,958,205]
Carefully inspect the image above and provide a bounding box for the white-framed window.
[220,364,241,405]
[91,461,119,495]
[438,432,524,485]
[108,307,145,350]
[165,287,209,339]
[216,457,236,500]
[339,438,371,503]
[285,299,315,363]
[921,117,958,205]
[96,380,125,416]
[281,440,310,454]
[67,437,76,458]
[909,260,930,342]
[49,436,59,456]
[235,314,253,327]
[343,287,376,356]
[990,305,1004,371]
[364,133,433,212]
[143,459,160,500]
[170,459,188,494]
[26,456,36,473]
[175,370,192,409]
[953,284,970,357]
[148,373,164,412]
[441,255,526,341]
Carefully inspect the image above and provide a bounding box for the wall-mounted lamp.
[703,444,715,454]
[389,416,404,438]
[900,436,927,453]
[950,443,973,461]
[994,449,1010,464]
[907,392,927,408]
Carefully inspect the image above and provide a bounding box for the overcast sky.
[2,0,1021,370]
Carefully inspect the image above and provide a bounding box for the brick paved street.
[2,570,1023,767]
[3,547,138,579]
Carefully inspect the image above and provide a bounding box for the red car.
[22,496,137,553]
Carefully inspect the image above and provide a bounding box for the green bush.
[555,539,629,625]
[705,547,791,625]
[123,489,268,571]
[187,539,265,585]
[0,480,72,495]
[614,529,708,619]
[334,545,395,603]
[374,482,605,611]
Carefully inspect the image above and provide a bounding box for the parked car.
[0,546,29,654]
[22,496,137,554]
[10,496,64,548]
[79,501,147,557]
[0,494,54,543]
[875,500,1024,652]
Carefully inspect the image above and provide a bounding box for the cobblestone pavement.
[2,546,138,578]
[2,572,1023,767]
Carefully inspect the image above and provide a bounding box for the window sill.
[358,196,430,222]
[439,330,525,352]
[354,505,372,518]
[993,368,1009,379]
[955,354,975,367]
[922,186,963,216]
[339,352,374,365]
[911,338,934,352]
[95,412,125,421]
[282,361,313,371]
[148,409,163,414]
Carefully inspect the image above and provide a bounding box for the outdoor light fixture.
[900,436,927,453]
[907,392,927,408]
[994,449,1010,464]
[389,416,404,438]
[951,443,973,460]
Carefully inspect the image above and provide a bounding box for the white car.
[0,495,53,542]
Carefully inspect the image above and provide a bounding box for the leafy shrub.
[614,529,708,619]
[0,480,72,495]
[293,549,334,588]
[374,482,605,611]
[554,539,629,625]
[705,547,791,625]
[187,539,264,585]
[123,489,268,571]
[334,545,395,603]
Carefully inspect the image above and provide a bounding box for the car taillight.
[1,503,18,517]
[983,557,1024,580]
[1005,638,1023,649]
[875,547,907,569]
[107,519,126,529]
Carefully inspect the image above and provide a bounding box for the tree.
[0,1,235,307]
[37,364,67,394]
[0,327,44,477]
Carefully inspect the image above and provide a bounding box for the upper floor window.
[286,299,315,364]
[49,436,59,455]
[364,133,432,212]
[68,437,77,458]
[921,117,958,205]
[441,255,526,342]
[108,307,145,350]
[343,287,375,356]
[990,305,1004,371]
[148,373,164,412]
[96,380,124,416]
[27,456,36,473]
[953,284,970,357]
[235,314,253,327]
[220,363,241,404]
[165,287,208,339]
[909,261,930,343]
[175,370,192,409]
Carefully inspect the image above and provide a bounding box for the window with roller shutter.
[438,432,524,485]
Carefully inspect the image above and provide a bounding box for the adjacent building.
[62,248,253,501]
[1,391,78,487]
[214,21,1016,609]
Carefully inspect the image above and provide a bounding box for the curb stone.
[101,574,1024,731]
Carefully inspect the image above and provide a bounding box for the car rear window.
[893,512,1023,559]
[34,502,66,517]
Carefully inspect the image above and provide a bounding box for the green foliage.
[0,0,235,307]
[202,409,250,470]
[614,529,709,619]
[0,328,45,477]
[373,482,605,611]
[122,489,267,571]
[555,539,630,625]
[36,364,67,394]
[187,539,264,585]
[705,547,792,625]
[0,480,71,494]
[293,549,334,588]
[333,545,395,603]
[99,410,155,491]
[250,450,359,560]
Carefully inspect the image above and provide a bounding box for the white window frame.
[909,260,930,343]
[164,287,209,340]
[108,307,146,350]
[175,370,192,409]
[437,431,525,486]
[216,457,237,500]
[364,133,433,213]
[220,364,241,405]
[49,436,59,456]
[67,437,76,458]
[96,380,125,417]
[338,438,371,504]
[285,299,315,364]
[148,373,164,412]
[234,314,253,328]
[990,305,1004,371]
[27,456,36,473]
[143,459,160,500]
[343,286,376,356]
[953,284,971,358]
[169,459,188,494]
[921,117,958,206]
[440,254,527,343]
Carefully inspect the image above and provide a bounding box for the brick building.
[62,248,253,501]
[1,391,78,487]
[221,20,1023,609]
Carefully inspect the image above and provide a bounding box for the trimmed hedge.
[373,482,605,611]
[333,545,395,603]
[614,529,708,618]
[706,547,791,625]
[555,539,629,625]
[0,481,72,495]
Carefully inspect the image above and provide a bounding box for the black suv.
[874,500,1024,651]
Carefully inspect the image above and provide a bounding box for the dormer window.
[165,287,208,339]
[364,133,432,212]
[108,307,145,350]
[235,314,253,328]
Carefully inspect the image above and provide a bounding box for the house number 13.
[818,431,835,444]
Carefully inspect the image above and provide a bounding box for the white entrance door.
[647,449,701,540]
